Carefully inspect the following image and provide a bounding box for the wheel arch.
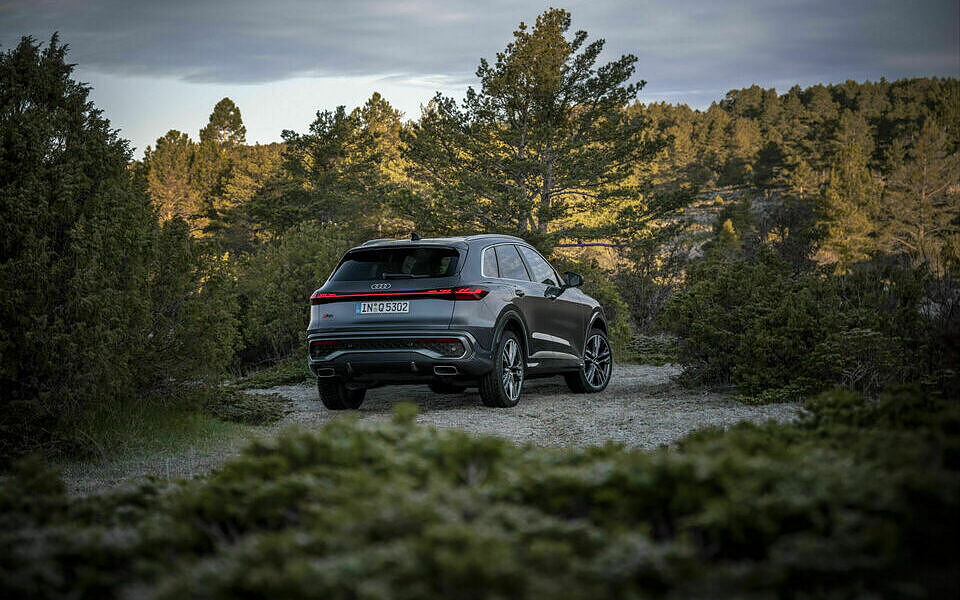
[494,308,530,360]
[588,311,608,335]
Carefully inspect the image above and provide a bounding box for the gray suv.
[307,234,612,409]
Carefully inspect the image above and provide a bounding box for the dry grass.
[58,396,265,496]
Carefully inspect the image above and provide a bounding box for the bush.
[625,334,680,365]
[807,328,905,396]
[138,218,241,390]
[230,354,313,389]
[235,222,352,366]
[663,249,930,397]
[664,249,802,387]
[0,37,155,459]
[0,39,250,459]
[2,390,957,599]
[203,388,290,425]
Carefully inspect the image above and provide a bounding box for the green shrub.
[663,249,929,398]
[0,38,167,459]
[806,328,905,396]
[625,334,680,365]
[2,389,957,599]
[235,222,352,365]
[664,249,803,387]
[138,218,241,390]
[231,354,312,389]
[734,384,805,405]
[203,388,291,426]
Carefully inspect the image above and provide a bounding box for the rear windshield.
[331,247,461,281]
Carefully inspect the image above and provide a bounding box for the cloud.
[1,0,957,90]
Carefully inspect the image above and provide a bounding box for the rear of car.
[307,235,612,411]
[307,242,495,388]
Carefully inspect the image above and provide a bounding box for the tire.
[565,328,613,393]
[479,330,524,407]
[429,381,467,394]
[317,379,366,410]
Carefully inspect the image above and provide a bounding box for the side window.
[494,245,530,281]
[518,246,559,286]
[482,247,499,277]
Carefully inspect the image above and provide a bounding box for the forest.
[1,8,958,598]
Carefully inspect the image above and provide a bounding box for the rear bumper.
[306,329,494,385]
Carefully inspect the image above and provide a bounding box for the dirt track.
[269,363,799,449]
[61,364,799,495]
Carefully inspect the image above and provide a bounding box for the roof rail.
[465,233,525,242]
[359,238,397,246]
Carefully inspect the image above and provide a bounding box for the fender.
[492,306,530,358]
[587,310,607,332]
[581,309,607,353]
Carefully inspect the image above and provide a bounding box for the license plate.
[356,300,410,314]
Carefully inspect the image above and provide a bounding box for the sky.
[2,0,958,157]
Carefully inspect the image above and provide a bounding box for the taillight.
[451,287,489,300]
[310,292,336,305]
[310,287,488,304]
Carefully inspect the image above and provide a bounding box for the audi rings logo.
[370,283,392,290]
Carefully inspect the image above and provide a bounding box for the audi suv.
[307,234,612,409]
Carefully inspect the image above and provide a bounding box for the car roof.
[354,234,527,251]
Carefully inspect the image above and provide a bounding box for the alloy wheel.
[583,334,612,389]
[500,338,524,401]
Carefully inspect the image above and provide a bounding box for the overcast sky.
[2,0,958,156]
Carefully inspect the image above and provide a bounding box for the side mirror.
[562,271,584,288]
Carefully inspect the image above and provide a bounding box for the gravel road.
[61,364,799,495]
[266,363,799,449]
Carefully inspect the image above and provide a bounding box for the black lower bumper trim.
[309,353,493,384]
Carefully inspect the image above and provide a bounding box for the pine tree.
[403,8,667,247]
[216,142,284,251]
[142,130,202,227]
[880,120,960,271]
[277,105,379,231]
[199,97,247,146]
[0,36,156,455]
[195,98,247,240]
[721,118,762,184]
[779,153,820,199]
[696,105,732,184]
[801,85,840,175]
[818,144,881,270]
[832,109,875,161]
[353,92,416,235]
[274,93,412,238]
[713,218,742,259]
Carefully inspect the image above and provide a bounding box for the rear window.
[331,247,461,281]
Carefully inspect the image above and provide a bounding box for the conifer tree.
[712,218,742,259]
[404,8,666,247]
[143,130,202,226]
[199,97,247,146]
[195,97,246,239]
[0,36,155,455]
[880,120,960,270]
[818,144,881,270]
[278,105,378,229]
[832,109,874,160]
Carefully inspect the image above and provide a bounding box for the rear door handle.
[515,289,525,297]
